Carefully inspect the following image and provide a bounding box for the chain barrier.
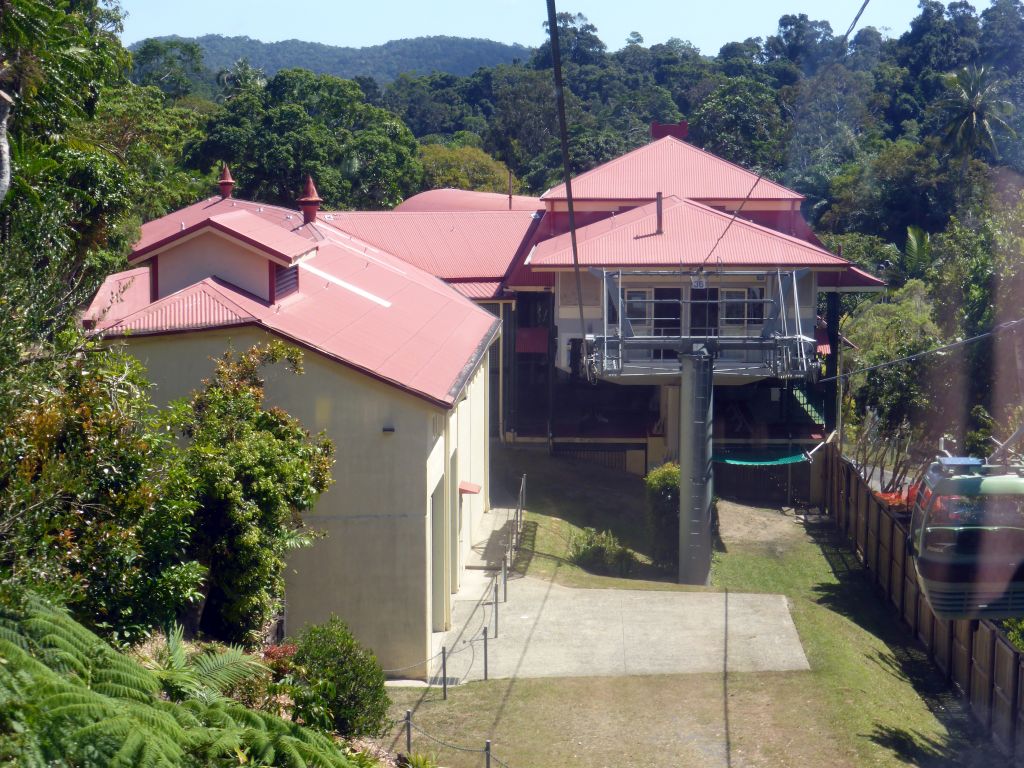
[408,720,487,755]
[380,646,446,675]
[397,710,518,768]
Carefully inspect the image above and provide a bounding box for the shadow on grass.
[804,518,996,766]
[492,444,652,553]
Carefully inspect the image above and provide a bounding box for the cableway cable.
[819,317,1024,384]
[546,0,595,384]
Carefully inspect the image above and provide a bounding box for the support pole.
[824,291,840,430]
[485,740,492,768]
[678,352,714,585]
[441,646,447,700]
[502,555,507,602]
[405,710,412,754]
[493,581,499,638]
[483,625,489,680]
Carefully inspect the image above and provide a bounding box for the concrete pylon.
[678,351,714,584]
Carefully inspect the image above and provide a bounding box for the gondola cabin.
[908,457,1024,619]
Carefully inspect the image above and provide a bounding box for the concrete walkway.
[437,569,809,683]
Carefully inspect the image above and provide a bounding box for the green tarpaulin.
[711,451,809,466]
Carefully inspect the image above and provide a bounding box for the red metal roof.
[132,196,308,256]
[82,267,152,329]
[396,188,542,212]
[816,265,887,291]
[541,137,803,202]
[529,196,849,269]
[131,209,316,266]
[320,210,541,289]
[87,213,500,408]
[89,277,262,334]
[447,281,505,300]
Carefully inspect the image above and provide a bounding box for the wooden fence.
[822,443,1024,758]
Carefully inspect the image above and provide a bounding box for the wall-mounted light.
[382,425,395,434]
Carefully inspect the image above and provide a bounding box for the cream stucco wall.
[122,326,491,678]
[156,231,272,300]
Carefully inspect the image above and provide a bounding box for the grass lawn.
[379,445,999,767]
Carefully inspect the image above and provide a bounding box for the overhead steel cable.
[546,0,594,383]
[699,0,872,274]
[843,0,872,41]
[819,317,1024,384]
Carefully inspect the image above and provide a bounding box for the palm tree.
[938,64,1017,163]
[216,58,267,102]
[885,225,934,287]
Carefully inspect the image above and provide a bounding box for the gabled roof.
[131,208,316,266]
[529,196,849,269]
[89,277,262,334]
[87,202,501,408]
[132,195,307,255]
[396,188,542,212]
[540,137,803,202]
[320,210,542,298]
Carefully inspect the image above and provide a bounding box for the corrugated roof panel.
[448,281,503,299]
[100,280,259,334]
[94,228,498,406]
[322,210,538,282]
[132,196,305,257]
[541,137,803,202]
[530,196,849,269]
[396,188,542,212]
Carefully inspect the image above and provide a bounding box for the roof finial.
[297,175,323,225]
[218,163,235,198]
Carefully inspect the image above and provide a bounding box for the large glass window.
[690,287,719,336]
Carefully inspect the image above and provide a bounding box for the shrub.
[645,462,680,568]
[0,587,355,767]
[291,616,391,738]
[568,527,635,576]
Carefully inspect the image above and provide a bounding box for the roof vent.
[297,175,323,225]
[218,164,235,198]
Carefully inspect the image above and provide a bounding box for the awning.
[458,481,481,494]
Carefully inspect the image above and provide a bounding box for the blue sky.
[118,1,995,54]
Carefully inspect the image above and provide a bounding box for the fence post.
[405,710,412,755]
[485,739,492,768]
[442,646,447,700]
[502,555,508,602]
[483,625,489,681]
[493,580,499,638]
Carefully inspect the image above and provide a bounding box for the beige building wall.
[156,231,273,300]
[121,325,491,678]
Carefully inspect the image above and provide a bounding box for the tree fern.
[0,587,358,767]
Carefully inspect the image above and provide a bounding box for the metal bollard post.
[493,580,499,638]
[441,646,447,700]
[502,555,507,602]
[405,710,412,755]
[483,626,489,681]
[485,739,491,768]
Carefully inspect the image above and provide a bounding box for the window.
[722,287,765,327]
[690,288,719,336]
[722,289,747,326]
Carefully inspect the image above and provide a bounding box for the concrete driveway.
[439,570,809,683]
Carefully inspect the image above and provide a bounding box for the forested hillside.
[4,0,1024,759]
[131,34,533,83]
